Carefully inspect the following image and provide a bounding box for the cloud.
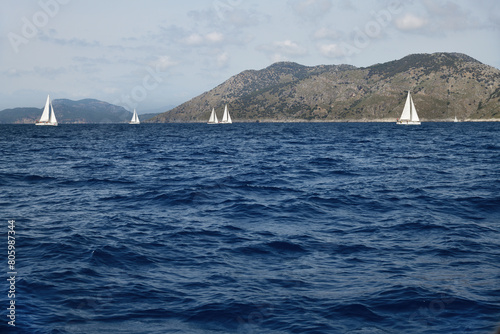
[3,66,67,79]
[313,27,341,40]
[182,31,225,46]
[395,1,489,35]
[275,40,307,55]
[337,0,356,11]
[395,13,428,31]
[257,39,308,62]
[188,3,267,28]
[3,68,23,77]
[216,52,230,68]
[490,10,500,29]
[288,0,333,20]
[150,56,177,72]
[184,33,204,45]
[206,32,224,43]
[423,0,472,31]
[38,30,101,48]
[318,43,346,58]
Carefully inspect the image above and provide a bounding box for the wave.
[4,123,500,333]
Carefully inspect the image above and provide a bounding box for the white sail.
[220,104,232,124]
[39,95,51,122]
[400,92,412,121]
[130,109,140,124]
[410,96,419,122]
[36,95,58,126]
[208,108,218,124]
[397,91,420,125]
[49,101,58,125]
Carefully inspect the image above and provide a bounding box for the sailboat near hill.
[220,104,232,124]
[36,95,58,126]
[396,91,420,125]
[208,108,218,124]
[129,109,140,124]
[207,105,232,124]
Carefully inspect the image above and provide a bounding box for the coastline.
[151,118,500,123]
[4,118,500,125]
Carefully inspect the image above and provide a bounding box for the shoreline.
[4,118,500,125]
[147,118,500,124]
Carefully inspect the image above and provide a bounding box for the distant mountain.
[0,99,132,124]
[147,53,500,122]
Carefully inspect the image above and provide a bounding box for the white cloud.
[150,56,177,72]
[271,54,289,63]
[182,32,224,46]
[257,39,308,62]
[395,13,428,31]
[184,33,204,45]
[274,40,307,55]
[318,43,346,58]
[206,32,224,43]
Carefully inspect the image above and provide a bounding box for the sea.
[1,122,499,334]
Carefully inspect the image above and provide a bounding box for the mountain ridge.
[0,99,133,124]
[147,52,500,122]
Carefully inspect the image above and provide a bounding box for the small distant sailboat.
[220,104,232,124]
[208,108,219,124]
[129,109,140,124]
[454,115,459,122]
[396,91,420,125]
[36,95,58,126]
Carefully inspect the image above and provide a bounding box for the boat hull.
[36,122,58,126]
[396,121,421,125]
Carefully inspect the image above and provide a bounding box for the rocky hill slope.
[148,53,500,122]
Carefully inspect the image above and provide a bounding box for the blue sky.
[1,0,499,113]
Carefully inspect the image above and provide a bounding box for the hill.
[147,53,500,122]
[0,99,133,124]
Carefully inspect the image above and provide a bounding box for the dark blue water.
[1,123,499,333]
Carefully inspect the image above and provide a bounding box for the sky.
[1,0,499,113]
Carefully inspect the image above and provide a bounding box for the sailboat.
[396,91,420,125]
[36,95,58,126]
[454,115,459,122]
[220,104,232,124]
[207,108,219,124]
[129,109,140,124]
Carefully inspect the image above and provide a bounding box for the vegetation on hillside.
[148,52,500,122]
